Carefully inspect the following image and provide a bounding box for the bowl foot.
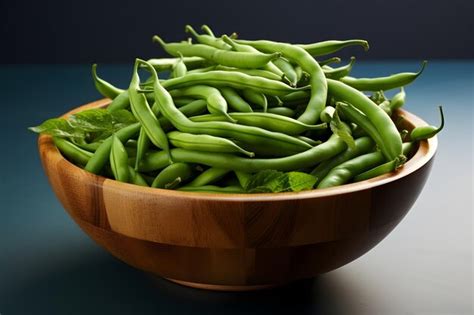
[164,278,279,291]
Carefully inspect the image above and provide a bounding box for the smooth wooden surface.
[38,99,437,290]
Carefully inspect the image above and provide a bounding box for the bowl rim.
[39,98,438,201]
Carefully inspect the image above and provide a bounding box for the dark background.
[2,0,473,63]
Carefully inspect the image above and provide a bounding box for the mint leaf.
[245,170,317,193]
[28,118,85,139]
[330,110,355,149]
[245,170,286,193]
[287,172,317,192]
[69,109,113,132]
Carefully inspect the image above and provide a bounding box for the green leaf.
[245,170,286,193]
[69,109,113,132]
[287,172,317,192]
[245,170,317,193]
[28,118,85,139]
[330,110,356,149]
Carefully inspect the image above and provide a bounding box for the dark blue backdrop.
[2,0,473,63]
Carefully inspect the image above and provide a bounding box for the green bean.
[178,185,244,193]
[267,107,295,117]
[186,168,231,187]
[298,39,369,56]
[212,65,284,81]
[173,97,197,107]
[139,134,346,172]
[144,62,312,155]
[146,57,209,71]
[310,136,374,183]
[272,57,298,86]
[353,159,398,182]
[336,102,390,160]
[323,57,355,79]
[297,136,322,146]
[107,90,130,112]
[84,122,141,174]
[72,139,102,152]
[279,91,310,106]
[200,24,216,36]
[53,137,93,166]
[169,85,235,122]
[158,99,208,131]
[190,112,326,135]
[110,135,130,183]
[153,36,281,69]
[151,162,194,189]
[167,131,255,157]
[327,79,402,160]
[237,39,327,125]
[130,60,171,162]
[171,53,187,78]
[221,35,285,78]
[340,61,426,91]
[381,88,406,116]
[161,71,303,95]
[91,64,123,99]
[318,56,341,66]
[317,142,412,188]
[185,25,232,50]
[187,65,284,81]
[320,106,336,123]
[242,89,268,112]
[220,87,253,112]
[134,128,151,170]
[410,106,444,141]
[128,166,148,186]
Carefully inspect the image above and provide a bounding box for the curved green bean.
[410,106,444,141]
[298,39,369,56]
[237,39,327,125]
[327,79,402,160]
[53,137,93,166]
[169,85,235,122]
[242,89,268,112]
[167,131,255,157]
[267,107,295,117]
[220,87,253,112]
[151,162,194,189]
[91,64,123,99]
[336,102,390,160]
[161,71,304,95]
[353,159,398,182]
[340,61,426,91]
[110,135,130,183]
[310,136,375,184]
[84,122,141,174]
[130,60,171,162]
[153,36,281,69]
[185,25,232,50]
[186,168,231,187]
[190,112,326,135]
[323,56,355,79]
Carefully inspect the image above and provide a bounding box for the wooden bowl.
[38,99,437,291]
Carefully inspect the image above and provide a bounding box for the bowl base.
[164,278,279,291]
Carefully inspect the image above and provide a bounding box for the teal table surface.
[0,61,472,315]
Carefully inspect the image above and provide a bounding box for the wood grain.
[38,99,437,290]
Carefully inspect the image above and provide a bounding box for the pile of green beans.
[34,25,444,193]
